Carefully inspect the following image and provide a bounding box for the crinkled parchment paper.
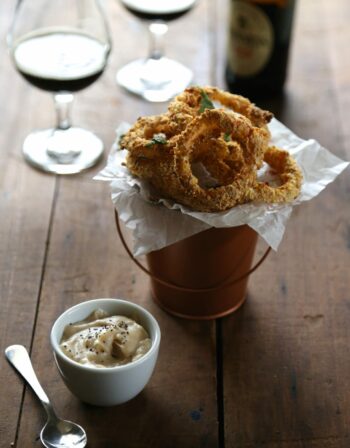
[95,119,349,256]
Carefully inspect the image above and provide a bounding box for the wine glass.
[8,0,111,175]
[117,0,197,102]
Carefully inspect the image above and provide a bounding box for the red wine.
[13,31,109,93]
[121,0,197,21]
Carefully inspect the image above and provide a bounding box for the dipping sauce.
[60,309,151,368]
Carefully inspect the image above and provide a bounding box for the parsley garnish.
[146,133,167,147]
[199,89,215,113]
[223,133,231,142]
[118,133,125,148]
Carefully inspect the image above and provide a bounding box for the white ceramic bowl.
[51,298,161,406]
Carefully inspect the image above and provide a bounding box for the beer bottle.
[225,0,296,100]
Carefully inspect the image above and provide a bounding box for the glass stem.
[54,93,73,130]
[46,93,81,163]
[148,22,168,60]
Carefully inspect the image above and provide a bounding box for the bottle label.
[228,1,274,77]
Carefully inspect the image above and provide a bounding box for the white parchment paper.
[95,119,349,256]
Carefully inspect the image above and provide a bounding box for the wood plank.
[219,0,350,446]
[0,150,56,448]
[322,0,350,156]
[0,2,57,447]
[15,1,220,447]
[17,179,218,447]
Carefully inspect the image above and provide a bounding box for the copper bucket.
[115,212,270,320]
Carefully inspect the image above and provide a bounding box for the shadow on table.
[76,383,216,448]
[220,297,341,445]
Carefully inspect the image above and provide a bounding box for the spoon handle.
[5,344,52,410]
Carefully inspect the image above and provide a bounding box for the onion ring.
[252,146,303,203]
[144,109,262,212]
[167,86,272,168]
[168,86,272,128]
[122,86,302,212]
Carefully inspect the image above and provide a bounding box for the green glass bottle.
[225,0,296,100]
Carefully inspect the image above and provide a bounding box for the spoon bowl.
[5,344,87,448]
[40,418,87,448]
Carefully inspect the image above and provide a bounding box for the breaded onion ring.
[168,86,272,128]
[141,109,263,212]
[167,86,272,168]
[253,146,303,203]
[122,86,302,212]
[120,114,178,161]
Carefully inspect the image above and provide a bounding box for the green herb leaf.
[223,133,231,142]
[118,133,126,148]
[146,133,167,147]
[199,89,215,113]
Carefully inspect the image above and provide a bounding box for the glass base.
[22,128,104,175]
[116,57,193,102]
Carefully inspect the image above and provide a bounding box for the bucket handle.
[115,211,271,293]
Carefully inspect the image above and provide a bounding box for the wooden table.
[1,1,349,447]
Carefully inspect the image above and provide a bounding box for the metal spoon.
[5,344,87,448]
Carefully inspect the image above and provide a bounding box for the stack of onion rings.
[121,86,302,212]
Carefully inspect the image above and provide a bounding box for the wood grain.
[0,2,57,447]
[1,0,350,447]
[11,1,219,447]
[219,0,350,447]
